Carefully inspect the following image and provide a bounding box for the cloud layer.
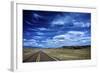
[23,10,91,48]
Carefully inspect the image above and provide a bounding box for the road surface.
[23,51,58,62]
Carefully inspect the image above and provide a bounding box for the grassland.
[42,48,91,60]
[23,48,40,61]
[23,46,91,61]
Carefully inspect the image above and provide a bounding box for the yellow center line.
[36,53,40,62]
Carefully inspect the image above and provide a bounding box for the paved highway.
[23,51,58,62]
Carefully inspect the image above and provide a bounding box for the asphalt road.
[23,51,57,62]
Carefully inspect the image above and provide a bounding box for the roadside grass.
[23,47,91,61]
[40,48,91,60]
[23,48,39,60]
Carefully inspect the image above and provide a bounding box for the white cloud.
[37,28,49,31]
[25,21,32,25]
[23,39,38,47]
[29,28,49,31]
[23,39,27,41]
[37,44,44,47]
[23,30,90,48]
[73,21,90,27]
[43,31,90,47]
[33,13,43,19]
[86,22,91,27]
[67,31,85,37]
[53,34,70,41]
[24,41,38,47]
[52,20,65,25]
[53,31,85,41]
[51,15,72,26]
[28,39,36,42]
[33,13,40,17]
[36,32,44,35]
[33,36,42,39]
[43,39,63,48]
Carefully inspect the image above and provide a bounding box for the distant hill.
[23,45,91,49]
[23,46,40,49]
[62,45,91,49]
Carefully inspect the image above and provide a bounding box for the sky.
[23,10,91,48]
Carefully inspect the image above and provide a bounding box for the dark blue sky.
[23,10,91,48]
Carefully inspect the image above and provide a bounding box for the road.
[23,51,58,62]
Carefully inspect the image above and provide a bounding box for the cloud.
[43,31,90,47]
[53,34,70,41]
[38,28,47,30]
[29,27,55,32]
[42,39,63,48]
[73,20,90,27]
[51,15,72,26]
[51,20,65,25]
[23,39,27,41]
[23,30,90,48]
[25,21,33,25]
[36,32,44,35]
[23,39,38,47]
[23,38,46,48]
[33,36,43,39]
[32,35,49,41]
[32,13,43,19]
[53,31,85,40]
[67,31,85,37]
[37,28,50,31]
[50,13,91,28]
[28,28,37,31]
[23,11,91,48]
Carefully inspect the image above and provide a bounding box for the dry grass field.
[23,49,39,61]
[23,46,91,62]
[42,48,91,60]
